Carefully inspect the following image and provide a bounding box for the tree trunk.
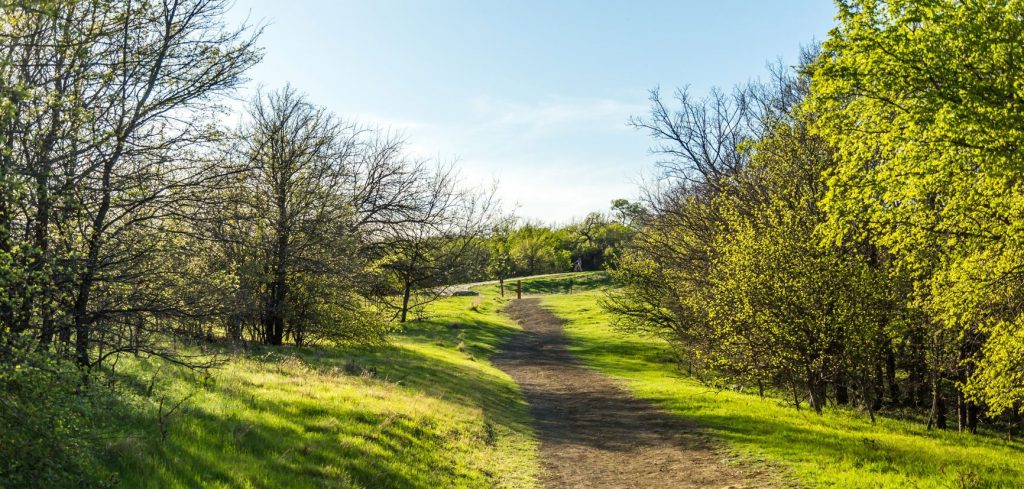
[34,93,63,347]
[1009,403,1021,438]
[262,266,287,346]
[263,208,290,345]
[967,401,978,434]
[72,273,94,368]
[262,284,286,346]
[73,161,114,366]
[885,342,899,404]
[835,374,850,405]
[227,307,243,342]
[872,360,885,411]
[807,373,826,414]
[928,373,946,430]
[907,332,927,408]
[34,177,54,347]
[272,273,286,345]
[957,387,971,433]
[400,280,412,323]
[73,304,90,367]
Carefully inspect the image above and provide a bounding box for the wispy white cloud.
[348,96,651,223]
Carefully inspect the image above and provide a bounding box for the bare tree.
[373,163,499,322]
[216,86,390,346]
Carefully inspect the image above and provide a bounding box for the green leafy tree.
[511,221,563,275]
[809,0,1024,423]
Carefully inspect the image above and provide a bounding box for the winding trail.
[493,298,770,489]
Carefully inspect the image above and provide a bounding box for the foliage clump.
[0,336,118,487]
[611,0,1024,434]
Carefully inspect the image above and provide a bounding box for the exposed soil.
[493,298,774,489]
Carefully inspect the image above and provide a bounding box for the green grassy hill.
[536,276,1024,488]
[101,272,1023,488]
[102,295,537,488]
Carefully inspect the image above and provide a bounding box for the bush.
[0,336,109,488]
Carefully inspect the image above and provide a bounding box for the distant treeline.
[609,0,1024,436]
[467,209,637,284]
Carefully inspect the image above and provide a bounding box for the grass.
[476,271,614,297]
[101,294,537,488]
[97,270,1023,488]
[525,275,1024,488]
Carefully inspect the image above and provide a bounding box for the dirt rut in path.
[493,298,771,489]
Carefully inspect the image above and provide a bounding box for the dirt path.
[493,298,771,489]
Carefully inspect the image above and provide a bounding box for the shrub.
[0,336,109,488]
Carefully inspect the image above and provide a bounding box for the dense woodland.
[609,0,1024,434]
[2,0,1023,486]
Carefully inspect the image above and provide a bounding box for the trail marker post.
[516,280,522,299]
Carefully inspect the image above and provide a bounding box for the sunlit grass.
[472,271,614,298]
[97,271,1022,488]
[102,295,537,488]
[539,286,1024,488]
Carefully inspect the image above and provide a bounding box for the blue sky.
[226,1,837,223]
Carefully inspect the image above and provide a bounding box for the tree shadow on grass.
[563,308,1024,488]
[101,309,535,488]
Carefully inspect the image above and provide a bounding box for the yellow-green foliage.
[540,287,1024,488]
[103,295,537,488]
[809,0,1024,415]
